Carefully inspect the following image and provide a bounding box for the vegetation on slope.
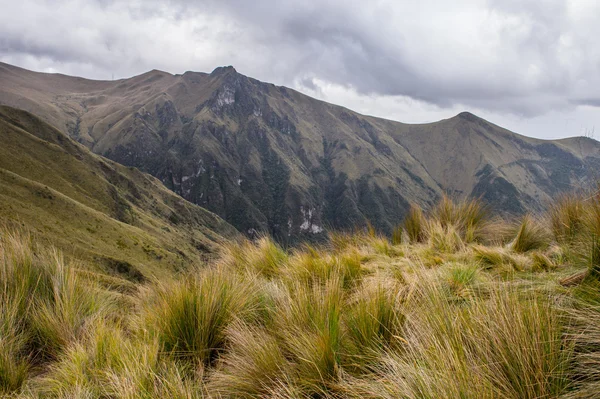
[1,192,600,398]
[0,106,237,280]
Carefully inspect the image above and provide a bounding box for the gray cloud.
[0,0,599,137]
[159,0,600,117]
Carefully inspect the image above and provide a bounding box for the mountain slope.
[2,62,599,241]
[0,105,237,280]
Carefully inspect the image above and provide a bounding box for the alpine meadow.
[2,1,600,397]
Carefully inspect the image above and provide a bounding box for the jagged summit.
[211,65,238,75]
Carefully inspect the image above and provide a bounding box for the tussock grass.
[344,280,405,370]
[30,250,106,360]
[224,236,288,278]
[445,262,480,296]
[427,221,464,253]
[403,204,425,243]
[391,225,403,245]
[6,191,600,398]
[347,279,570,398]
[550,194,586,243]
[563,292,600,399]
[144,267,265,367]
[479,217,517,245]
[0,229,109,395]
[531,251,555,272]
[33,321,204,398]
[284,248,362,289]
[431,195,488,242]
[0,297,29,394]
[473,244,506,267]
[511,214,551,253]
[210,323,288,398]
[275,278,344,393]
[472,245,525,272]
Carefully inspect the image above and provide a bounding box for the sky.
[1,0,599,140]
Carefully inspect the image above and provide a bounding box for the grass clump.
[403,204,425,243]
[209,323,288,398]
[445,263,480,296]
[344,281,405,370]
[0,298,29,394]
[349,281,570,398]
[34,322,204,398]
[285,248,362,289]
[144,268,264,367]
[0,229,108,395]
[275,278,344,393]
[391,225,403,245]
[511,215,551,253]
[550,194,585,243]
[427,221,464,253]
[223,236,288,278]
[431,195,488,242]
[30,250,106,360]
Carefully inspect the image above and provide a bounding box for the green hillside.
[0,106,238,280]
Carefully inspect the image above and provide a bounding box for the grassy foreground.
[2,194,600,398]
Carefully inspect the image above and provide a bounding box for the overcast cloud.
[1,0,599,139]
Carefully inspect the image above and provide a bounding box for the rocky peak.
[210,65,238,76]
[456,111,480,122]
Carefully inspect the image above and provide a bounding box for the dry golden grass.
[3,194,600,398]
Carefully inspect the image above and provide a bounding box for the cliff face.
[2,62,600,242]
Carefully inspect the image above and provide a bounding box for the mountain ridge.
[1,62,599,242]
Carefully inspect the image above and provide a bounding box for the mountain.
[2,62,599,242]
[0,105,237,280]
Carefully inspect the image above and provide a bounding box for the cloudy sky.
[1,0,599,139]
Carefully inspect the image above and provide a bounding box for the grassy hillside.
[0,106,238,280]
[2,62,600,242]
[1,192,600,398]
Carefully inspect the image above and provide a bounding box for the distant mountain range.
[2,62,599,242]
